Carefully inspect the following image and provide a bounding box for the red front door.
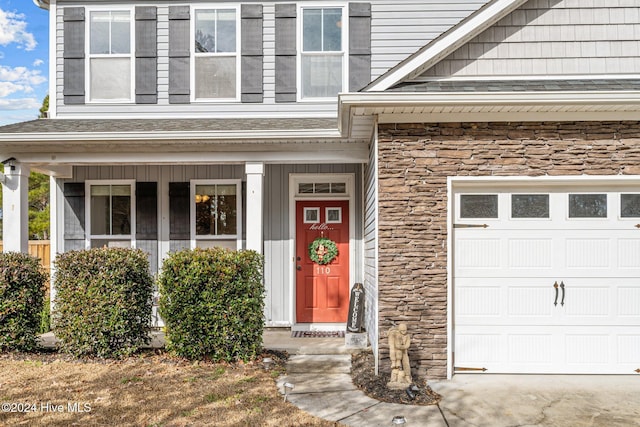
[296,200,350,323]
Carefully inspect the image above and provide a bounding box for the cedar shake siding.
[377,121,640,379]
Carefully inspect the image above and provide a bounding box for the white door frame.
[447,175,640,378]
[289,173,355,330]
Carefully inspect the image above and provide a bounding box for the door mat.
[291,331,345,338]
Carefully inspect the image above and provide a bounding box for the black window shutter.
[63,183,85,249]
[169,6,190,104]
[135,7,158,104]
[349,3,372,92]
[63,7,85,105]
[169,182,190,240]
[241,4,264,103]
[274,4,296,102]
[136,182,158,240]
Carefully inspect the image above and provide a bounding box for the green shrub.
[53,247,153,358]
[39,297,51,334]
[159,248,264,361]
[0,252,47,351]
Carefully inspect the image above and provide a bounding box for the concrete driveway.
[430,374,640,427]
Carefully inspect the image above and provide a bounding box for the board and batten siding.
[57,163,362,326]
[363,133,379,367]
[263,163,363,326]
[54,1,486,117]
[420,0,640,78]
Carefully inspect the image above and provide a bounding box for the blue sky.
[0,0,49,126]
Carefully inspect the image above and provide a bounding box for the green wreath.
[308,237,339,265]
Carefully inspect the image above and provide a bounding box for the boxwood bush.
[53,247,153,358]
[159,248,264,361]
[0,252,47,351]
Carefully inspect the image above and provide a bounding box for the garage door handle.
[553,282,559,306]
[560,282,565,306]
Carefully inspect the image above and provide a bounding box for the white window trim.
[190,179,242,249]
[85,6,135,104]
[297,3,348,103]
[85,180,136,249]
[190,4,241,103]
[303,207,320,224]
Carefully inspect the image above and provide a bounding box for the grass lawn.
[0,350,340,427]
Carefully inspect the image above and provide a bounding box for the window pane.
[330,183,346,193]
[90,58,131,100]
[91,186,110,235]
[323,8,342,51]
[621,194,640,218]
[111,11,131,54]
[568,194,607,218]
[303,9,322,51]
[112,194,131,235]
[299,183,314,194]
[302,55,343,98]
[216,10,236,53]
[195,57,236,98]
[460,195,498,218]
[195,10,216,52]
[511,194,549,218]
[217,187,237,235]
[90,12,110,54]
[315,183,330,193]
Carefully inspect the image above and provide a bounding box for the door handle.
[553,281,559,306]
[560,281,565,306]
[296,265,301,271]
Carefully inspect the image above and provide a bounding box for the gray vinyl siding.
[54,1,486,117]
[420,0,640,78]
[263,163,363,326]
[363,136,378,364]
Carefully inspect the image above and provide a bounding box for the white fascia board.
[365,0,528,92]
[9,147,369,165]
[0,128,342,143]
[340,90,640,108]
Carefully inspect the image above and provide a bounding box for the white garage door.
[454,187,640,374]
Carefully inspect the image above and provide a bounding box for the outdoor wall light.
[283,382,294,402]
[1,157,16,171]
[391,415,407,425]
[263,357,273,370]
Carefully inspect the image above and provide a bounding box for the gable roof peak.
[364,0,529,92]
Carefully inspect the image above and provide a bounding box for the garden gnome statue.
[387,323,412,390]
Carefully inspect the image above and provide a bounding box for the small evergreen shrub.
[0,252,47,351]
[159,248,264,361]
[53,247,153,358]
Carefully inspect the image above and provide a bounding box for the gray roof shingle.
[389,79,640,93]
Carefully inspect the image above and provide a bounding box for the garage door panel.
[454,187,640,374]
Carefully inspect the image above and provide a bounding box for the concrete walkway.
[270,333,640,427]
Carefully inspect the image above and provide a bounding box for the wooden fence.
[0,241,51,291]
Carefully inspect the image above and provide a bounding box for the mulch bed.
[350,352,441,406]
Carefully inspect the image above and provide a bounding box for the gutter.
[33,0,50,10]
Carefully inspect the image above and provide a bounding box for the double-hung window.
[193,8,239,100]
[191,180,242,249]
[88,9,133,102]
[300,6,346,99]
[87,181,135,248]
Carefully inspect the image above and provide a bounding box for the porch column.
[2,161,30,253]
[245,162,264,254]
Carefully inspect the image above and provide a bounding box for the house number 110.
[316,266,331,275]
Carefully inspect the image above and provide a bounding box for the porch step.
[263,330,361,355]
[286,355,352,374]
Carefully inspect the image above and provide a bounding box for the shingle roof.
[0,118,338,134]
[389,79,640,93]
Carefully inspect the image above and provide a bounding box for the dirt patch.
[0,349,339,427]
[350,352,441,406]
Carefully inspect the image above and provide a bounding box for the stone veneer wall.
[377,121,640,379]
